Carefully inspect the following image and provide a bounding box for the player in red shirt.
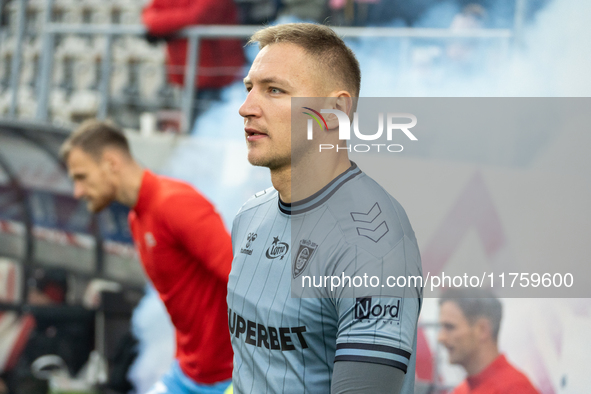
[61,120,233,394]
[438,289,540,394]
[142,0,245,90]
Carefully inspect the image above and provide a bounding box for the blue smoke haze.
[128,0,590,390]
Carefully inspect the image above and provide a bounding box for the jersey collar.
[278,161,362,215]
[466,354,509,388]
[133,170,157,216]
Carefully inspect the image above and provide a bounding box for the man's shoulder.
[497,359,540,393]
[331,171,408,220]
[326,172,417,256]
[235,187,277,217]
[473,356,540,394]
[152,175,211,209]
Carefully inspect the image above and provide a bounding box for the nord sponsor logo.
[228,309,308,351]
[355,297,401,321]
[266,236,289,260]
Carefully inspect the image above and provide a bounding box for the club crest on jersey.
[293,239,318,278]
[144,232,156,248]
[266,236,289,260]
[240,232,257,255]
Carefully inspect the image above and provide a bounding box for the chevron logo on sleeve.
[351,202,390,243]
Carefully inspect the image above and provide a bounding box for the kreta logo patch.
[293,239,318,278]
[265,236,289,260]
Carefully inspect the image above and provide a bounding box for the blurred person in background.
[60,120,234,394]
[438,288,540,394]
[142,0,246,122]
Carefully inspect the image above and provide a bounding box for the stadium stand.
[0,0,169,127]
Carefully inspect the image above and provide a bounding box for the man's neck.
[464,345,500,377]
[271,152,351,204]
[270,165,292,202]
[116,161,144,208]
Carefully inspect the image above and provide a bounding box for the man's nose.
[437,329,446,344]
[73,183,85,199]
[239,90,262,119]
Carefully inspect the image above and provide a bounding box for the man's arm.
[331,361,405,394]
[162,192,233,281]
[142,0,223,36]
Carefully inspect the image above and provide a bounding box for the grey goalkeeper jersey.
[227,162,422,394]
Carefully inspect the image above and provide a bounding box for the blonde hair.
[60,119,130,162]
[249,23,361,96]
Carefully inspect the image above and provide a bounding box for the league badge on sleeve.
[293,239,318,278]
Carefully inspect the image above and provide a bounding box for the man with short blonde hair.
[227,23,422,394]
[248,23,361,97]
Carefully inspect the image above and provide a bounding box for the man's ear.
[475,317,493,342]
[324,93,353,130]
[101,149,122,174]
[324,113,339,130]
[336,95,353,118]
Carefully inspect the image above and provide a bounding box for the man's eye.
[245,86,252,93]
[270,87,282,94]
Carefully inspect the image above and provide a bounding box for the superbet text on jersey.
[227,162,422,394]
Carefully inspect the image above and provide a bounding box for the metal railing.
[2,0,518,133]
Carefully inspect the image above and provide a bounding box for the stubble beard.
[247,150,290,171]
[247,136,291,171]
[85,188,116,213]
[87,198,110,213]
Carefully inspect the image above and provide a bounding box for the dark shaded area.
[3,306,94,394]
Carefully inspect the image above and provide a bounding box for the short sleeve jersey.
[129,170,233,384]
[227,163,422,393]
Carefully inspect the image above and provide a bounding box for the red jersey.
[451,355,540,394]
[142,0,245,89]
[129,170,233,384]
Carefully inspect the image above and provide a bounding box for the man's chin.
[87,201,108,213]
[445,349,457,362]
[248,154,289,171]
[247,153,271,168]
